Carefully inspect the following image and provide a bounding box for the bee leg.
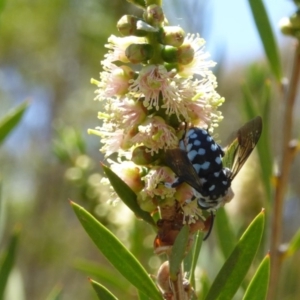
[203,211,215,241]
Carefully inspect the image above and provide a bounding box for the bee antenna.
[203,211,215,241]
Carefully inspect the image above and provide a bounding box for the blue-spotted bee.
[165,116,263,239]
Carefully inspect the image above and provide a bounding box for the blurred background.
[0,0,299,299]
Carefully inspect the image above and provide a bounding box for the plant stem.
[170,265,186,300]
[268,41,300,300]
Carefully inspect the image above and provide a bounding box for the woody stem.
[268,41,300,300]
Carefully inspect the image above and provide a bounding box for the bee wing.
[223,116,262,180]
[165,148,203,192]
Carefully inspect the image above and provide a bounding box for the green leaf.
[241,82,273,203]
[45,285,63,300]
[169,225,189,280]
[248,0,282,81]
[89,279,118,300]
[204,210,265,300]
[71,202,162,300]
[74,259,129,292]
[215,207,236,260]
[0,226,20,300]
[284,228,300,258]
[138,289,150,300]
[255,82,272,203]
[242,253,270,300]
[0,101,29,145]
[102,165,155,226]
[0,179,3,242]
[187,231,203,287]
[198,272,210,300]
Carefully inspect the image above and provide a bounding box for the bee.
[165,116,263,239]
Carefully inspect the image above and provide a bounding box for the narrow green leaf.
[45,285,63,300]
[74,259,129,292]
[242,253,270,300]
[187,232,203,287]
[89,279,118,300]
[169,225,189,280]
[205,210,265,300]
[138,289,150,300]
[215,207,236,260]
[284,228,300,258]
[198,272,210,300]
[248,0,282,80]
[184,231,202,272]
[241,82,273,204]
[256,82,272,203]
[0,179,3,243]
[0,226,20,300]
[0,101,29,145]
[241,84,257,120]
[102,165,155,226]
[71,202,162,300]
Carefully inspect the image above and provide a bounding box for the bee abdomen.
[182,127,224,177]
[182,127,230,201]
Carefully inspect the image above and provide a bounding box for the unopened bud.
[111,161,144,194]
[177,43,195,65]
[164,62,180,72]
[161,43,194,65]
[174,182,194,204]
[125,43,153,63]
[131,146,159,165]
[117,15,148,37]
[161,46,178,63]
[137,192,157,212]
[280,13,300,38]
[109,65,135,96]
[158,26,185,47]
[156,261,171,293]
[145,4,164,26]
[120,127,138,150]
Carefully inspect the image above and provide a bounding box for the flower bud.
[145,4,164,26]
[156,261,171,293]
[164,62,180,72]
[161,45,178,63]
[120,127,138,150]
[137,191,157,212]
[177,43,195,65]
[131,146,159,165]
[110,66,135,96]
[162,43,194,65]
[158,26,185,47]
[125,44,153,63]
[111,161,144,193]
[117,15,148,37]
[280,13,300,38]
[174,182,194,204]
